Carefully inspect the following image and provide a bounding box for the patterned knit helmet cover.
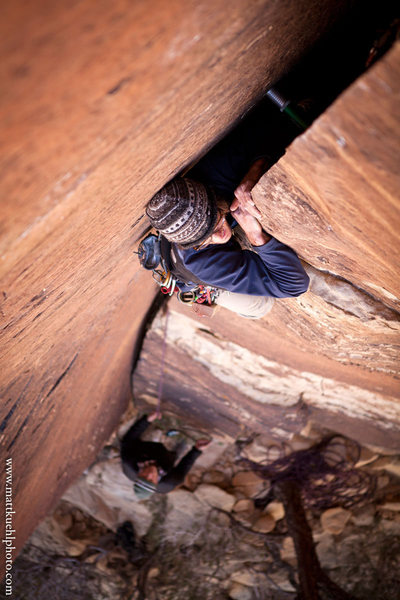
[146,177,218,248]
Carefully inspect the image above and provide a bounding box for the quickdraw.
[152,260,178,297]
[177,285,219,306]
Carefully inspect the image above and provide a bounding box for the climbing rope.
[156,306,170,416]
[154,307,212,444]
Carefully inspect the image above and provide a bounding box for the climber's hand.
[231,158,265,218]
[231,206,270,247]
[231,181,261,218]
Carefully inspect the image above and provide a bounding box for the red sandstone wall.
[254,43,400,311]
[0,0,351,557]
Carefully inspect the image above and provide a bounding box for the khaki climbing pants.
[215,291,274,319]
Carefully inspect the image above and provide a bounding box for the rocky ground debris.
[10,412,400,600]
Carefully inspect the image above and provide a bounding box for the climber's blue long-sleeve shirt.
[175,236,309,297]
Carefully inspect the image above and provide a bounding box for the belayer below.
[121,412,210,500]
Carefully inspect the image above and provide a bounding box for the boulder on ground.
[252,514,276,533]
[232,471,265,498]
[264,501,285,521]
[194,484,236,511]
[228,582,253,600]
[320,507,351,535]
[165,489,207,542]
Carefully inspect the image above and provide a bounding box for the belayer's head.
[146,177,231,249]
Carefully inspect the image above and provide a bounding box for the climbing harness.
[137,232,218,306]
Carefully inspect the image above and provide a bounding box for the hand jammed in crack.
[230,159,271,247]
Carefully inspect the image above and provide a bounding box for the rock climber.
[121,412,210,499]
[144,101,309,319]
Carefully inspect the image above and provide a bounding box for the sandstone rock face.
[2,1,399,568]
[253,42,400,312]
[134,303,400,449]
[1,0,350,556]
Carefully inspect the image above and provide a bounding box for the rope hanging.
[156,307,170,415]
